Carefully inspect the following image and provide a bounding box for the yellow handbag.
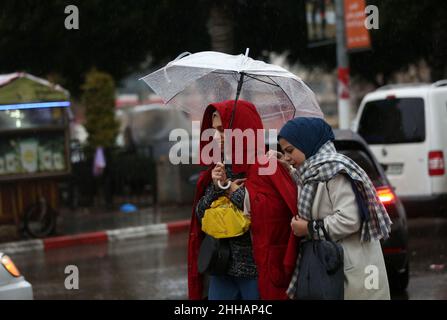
[201,196,251,239]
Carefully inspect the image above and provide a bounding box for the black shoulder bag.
[295,219,344,300]
[198,235,230,275]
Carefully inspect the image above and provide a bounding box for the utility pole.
[335,0,351,129]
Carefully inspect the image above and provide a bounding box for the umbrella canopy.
[140,50,324,130]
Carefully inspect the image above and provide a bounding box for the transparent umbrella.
[140,49,323,130]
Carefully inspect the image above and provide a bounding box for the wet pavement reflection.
[12,233,188,299]
[10,218,447,300]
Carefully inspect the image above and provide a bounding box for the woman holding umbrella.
[188,99,299,300]
[140,50,325,299]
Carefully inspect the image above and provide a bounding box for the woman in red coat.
[188,99,299,300]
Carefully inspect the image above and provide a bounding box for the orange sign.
[344,0,371,50]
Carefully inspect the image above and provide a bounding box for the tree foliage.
[0,0,166,96]
[346,0,447,83]
[1,0,446,96]
[82,69,119,148]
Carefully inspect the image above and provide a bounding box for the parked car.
[353,81,447,217]
[0,252,33,300]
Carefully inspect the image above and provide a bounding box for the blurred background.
[0,0,446,300]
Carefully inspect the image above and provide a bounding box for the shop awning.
[0,72,70,110]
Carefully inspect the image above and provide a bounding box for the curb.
[0,219,190,255]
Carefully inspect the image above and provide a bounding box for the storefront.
[0,73,71,237]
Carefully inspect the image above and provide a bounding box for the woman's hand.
[212,162,227,188]
[227,178,246,196]
[267,150,293,173]
[291,216,309,237]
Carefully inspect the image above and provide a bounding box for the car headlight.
[1,255,21,277]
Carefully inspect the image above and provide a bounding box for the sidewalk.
[0,204,192,254]
[57,204,191,235]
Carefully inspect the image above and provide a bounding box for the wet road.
[11,234,188,299]
[10,217,447,300]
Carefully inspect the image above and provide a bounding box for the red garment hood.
[199,99,265,175]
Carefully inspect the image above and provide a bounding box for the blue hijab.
[278,117,335,159]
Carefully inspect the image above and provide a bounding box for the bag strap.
[317,221,332,242]
[306,181,334,242]
[308,219,332,242]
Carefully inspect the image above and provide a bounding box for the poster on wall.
[344,0,371,50]
[306,0,337,47]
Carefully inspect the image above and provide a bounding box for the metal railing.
[63,143,157,208]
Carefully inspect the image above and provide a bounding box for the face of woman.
[212,112,224,151]
[279,137,306,168]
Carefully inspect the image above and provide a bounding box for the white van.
[353,81,447,216]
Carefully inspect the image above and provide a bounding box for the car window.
[338,149,385,187]
[358,98,425,144]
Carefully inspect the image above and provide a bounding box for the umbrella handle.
[217,180,232,190]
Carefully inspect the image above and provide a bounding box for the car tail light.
[428,151,445,176]
[376,186,396,205]
[383,247,405,255]
[1,255,21,277]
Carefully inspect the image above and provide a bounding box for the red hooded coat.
[187,100,298,300]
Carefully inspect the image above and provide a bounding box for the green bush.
[81,69,119,149]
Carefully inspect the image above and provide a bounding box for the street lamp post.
[335,0,352,129]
